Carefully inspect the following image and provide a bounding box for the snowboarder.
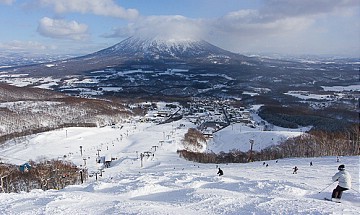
[217,168,223,176]
[330,164,351,202]
[310,161,313,166]
[292,166,298,174]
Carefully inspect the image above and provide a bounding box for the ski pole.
[351,187,360,193]
[318,182,335,193]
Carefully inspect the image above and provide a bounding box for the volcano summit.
[86,36,249,62]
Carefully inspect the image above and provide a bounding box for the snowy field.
[0,120,359,215]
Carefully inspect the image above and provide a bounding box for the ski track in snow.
[0,121,359,215]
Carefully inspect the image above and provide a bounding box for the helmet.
[338,164,345,171]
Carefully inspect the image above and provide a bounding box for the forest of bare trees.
[0,159,86,193]
[182,128,207,152]
[0,84,133,144]
[178,125,359,163]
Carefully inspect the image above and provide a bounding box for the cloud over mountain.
[105,15,204,41]
[103,0,359,55]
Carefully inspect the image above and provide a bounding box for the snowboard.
[324,198,341,203]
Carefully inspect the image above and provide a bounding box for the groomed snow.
[0,120,359,215]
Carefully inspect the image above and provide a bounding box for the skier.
[310,161,313,166]
[217,168,223,176]
[330,164,351,202]
[292,166,298,174]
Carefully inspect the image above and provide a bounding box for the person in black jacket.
[217,168,223,176]
[293,166,298,174]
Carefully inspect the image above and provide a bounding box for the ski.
[324,198,341,203]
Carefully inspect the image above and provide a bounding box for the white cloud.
[261,0,360,18]
[208,0,360,54]
[214,0,359,38]
[37,17,89,40]
[0,0,15,5]
[105,15,204,41]
[104,11,313,44]
[102,0,359,56]
[38,0,139,20]
[104,15,205,40]
[0,40,49,52]
[107,0,348,41]
[211,9,315,39]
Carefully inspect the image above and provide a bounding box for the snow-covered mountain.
[87,36,245,61]
[2,36,254,77]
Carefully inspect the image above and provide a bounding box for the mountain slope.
[3,37,255,77]
[0,121,359,214]
[87,36,245,60]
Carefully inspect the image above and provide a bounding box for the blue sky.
[0,0,359,57]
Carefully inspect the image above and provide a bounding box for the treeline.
[178,125,359,163]
[0,92,132,145]
[258,105,354,132]
[0,159,86,193]
[177,149,248,163]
